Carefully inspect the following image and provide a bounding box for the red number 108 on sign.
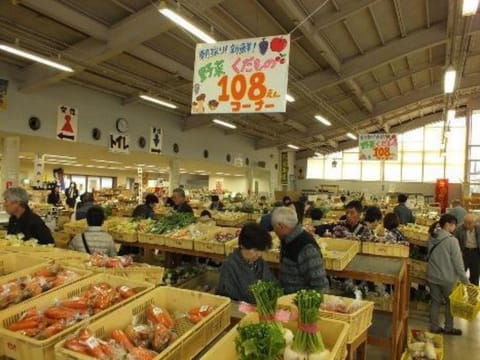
[217,72,267,101]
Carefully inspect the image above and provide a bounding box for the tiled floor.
[367,312,480,359]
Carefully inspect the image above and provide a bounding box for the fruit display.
[7,282,141,340]
[0,264,80,309]
[63,302,218,359]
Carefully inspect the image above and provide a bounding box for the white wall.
[0,63,279,179]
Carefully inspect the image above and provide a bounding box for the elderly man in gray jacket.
[454,214,480,285]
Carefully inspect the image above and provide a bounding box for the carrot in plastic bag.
[84,335,108,359]
[64,338,90,355]
[111,329,135,352]
[60,298,89,310]
[146,304,175,329]
[44,306,76,320]
[37,320,66,339]
[117,285,136,299]
[9,319,41,332]
[128,346,157,360]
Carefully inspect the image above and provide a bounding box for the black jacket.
[175,202,193,214]
[65,188,79,208]
[47,192,61,206]
[7,207,54,245]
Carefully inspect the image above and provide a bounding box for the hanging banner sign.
[192,34,291,114]
[33,154,44,187]
[150,127,163,154]
[109,133,130,154]
[280,151,288,185]
[359,134,398,160]
[0,79,8,110]
[57,105,78,142]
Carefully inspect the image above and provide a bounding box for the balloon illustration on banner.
[192,34,291,114]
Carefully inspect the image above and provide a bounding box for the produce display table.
[116,238,408,360]
[329,255,409,360]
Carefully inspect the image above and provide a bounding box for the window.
[471,111,480,145]
[305,116,466,183]
[306,158,324,179]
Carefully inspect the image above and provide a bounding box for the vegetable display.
[285,290,330,360]
[150,213,195,234]
[214,229,241,243]
[249,282,283,322]
[7,282,141,339]
[64,302,218,359]
[236,322,286,360]
[0,264,80,309]
[90,253,134,268]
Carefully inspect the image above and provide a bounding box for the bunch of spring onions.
[284,289,330,360]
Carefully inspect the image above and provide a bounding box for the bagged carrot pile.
[0,263,80,310]
[63,302,219,359]
[7,282,141,340]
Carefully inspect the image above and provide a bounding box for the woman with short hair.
[216,222,276,304]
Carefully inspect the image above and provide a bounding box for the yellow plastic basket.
[449,283,480,321]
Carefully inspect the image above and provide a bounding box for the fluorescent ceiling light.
[447,109,456,122]
[346,132,357,140]
[0,44,73,72]
[45,154,76,159]
[91,159,122,164]
[216,172,224,175]
[159,8,216,44]
[463,0,479,15]
[444,67,456,93]
[286,93,295,102]
[287,144,300,150]
[314,152,322,157]
[315,115,332,126]
[140,94,177,109]
[212,119,236,129]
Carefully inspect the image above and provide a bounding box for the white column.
[246,167,254,196]
[169,159,180,193]
[1,137,20,191]
[33,153,45,187]
[287,150,296,191]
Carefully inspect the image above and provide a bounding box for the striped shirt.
[69,227,117,257]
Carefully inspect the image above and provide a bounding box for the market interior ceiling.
[0,131,256,177]
[1,0,480,155]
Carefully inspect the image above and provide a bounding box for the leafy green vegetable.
[150,213,195,234]
[236,322,285,360]
[292,289,326,354]
[249,281,283,321]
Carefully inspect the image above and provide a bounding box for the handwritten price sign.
[192,35,290,114]
[359,134,398,161]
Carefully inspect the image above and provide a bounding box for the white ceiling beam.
[17,0,220,92]
[255,74,480,149]
[301,23,447,91]
[345,79,373,112]
[314,0,382,30]
[18,0,109,40]
[368,5,385,44]
[277,0,341,72]
[392,0,407,37]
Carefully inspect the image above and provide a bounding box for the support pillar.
[1,137,20,192]
[169,159,180,193]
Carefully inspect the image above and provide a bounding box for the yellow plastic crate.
[278,294,374,344]
[55,287,231,360]
[0,274,153,360]
[137,232,165,246]
[200,312,349,360]
[318,238,360,271]
[361,241,409,258]
[449,283,480,321]
[0,253,48,278]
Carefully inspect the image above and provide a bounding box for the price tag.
[153,306,163,315]
[199,305,210,313]
[86,336,99,349]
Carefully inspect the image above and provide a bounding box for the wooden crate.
[55,287,231,360]
[0,262,91,311]
[0,253,48,278]
[0,274,153,360]
[278,294,374,344]
[200,312,349,360]
[361,241,410,258]
[318,238,360,271]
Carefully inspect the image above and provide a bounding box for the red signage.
[435,179,449,212]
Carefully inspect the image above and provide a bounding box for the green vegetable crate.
[200,312,349,360]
